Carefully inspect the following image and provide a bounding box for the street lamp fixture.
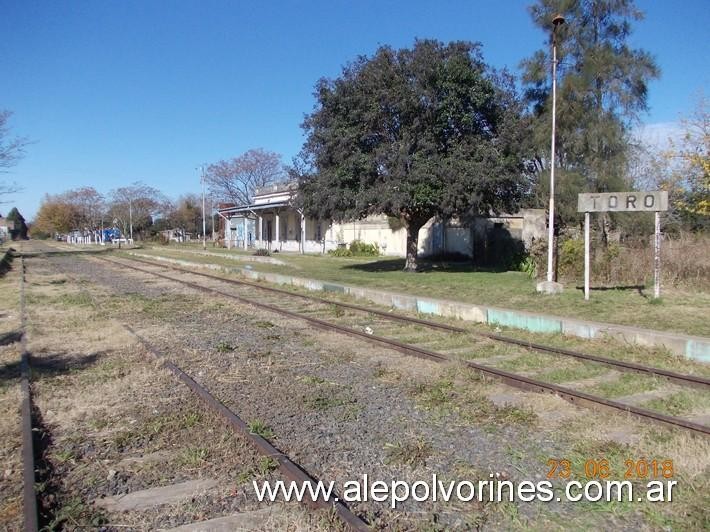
[538,13,565,294]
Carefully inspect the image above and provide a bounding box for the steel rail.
[124,325,369,532]
[100,257,710,436]
[115,254,710,391]
[18,254,40,531]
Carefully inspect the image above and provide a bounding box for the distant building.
[217,183,545,260]
[0,215,14,243]
[159,229,193,242]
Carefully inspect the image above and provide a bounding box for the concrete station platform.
[128,252,710,363]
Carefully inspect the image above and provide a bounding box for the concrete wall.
[329,215,408,256]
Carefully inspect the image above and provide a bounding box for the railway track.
[21,244,369,531]
[121,254,710,390]
[97,253,710,436]
[18,254,39,531]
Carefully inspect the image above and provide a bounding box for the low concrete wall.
[161,248,287,266]
[127,252,710,363]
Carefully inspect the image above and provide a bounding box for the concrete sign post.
[584,212,590,300]
[577,191,668,300]
[653,211,661,299]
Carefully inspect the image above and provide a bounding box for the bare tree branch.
[205,148,285,206]
[0,110,30,202]
[108,182,169,239]
[0,110,28,170]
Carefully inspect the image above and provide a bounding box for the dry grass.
[0,264,24,531]
[0,351,23,530]
[561,232,710,290]
[11,252,323,530]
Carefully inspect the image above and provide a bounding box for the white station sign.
[577,190,668,302]
[577,191,668,213]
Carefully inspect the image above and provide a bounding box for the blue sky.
[1,0,708,219]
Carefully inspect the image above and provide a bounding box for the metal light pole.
[129,198,133,242]
[545,14,565,285]
[211,198,216,241]
[200,166,207,250]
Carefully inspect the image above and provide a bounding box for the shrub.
[328,246,352,257]
[328,240,379,257]
[535,232,710,289]
[558,238,585,279]
[348,240,379,256]
[519,256,536,278]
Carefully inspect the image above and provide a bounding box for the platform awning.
[218,201,291,216]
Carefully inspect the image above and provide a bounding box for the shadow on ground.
[574,284,647,297]
[0,352,103,382]
[343,257,502,274]
[0,330,23,346]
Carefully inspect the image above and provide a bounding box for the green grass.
[247,419,274,439]
[301,378,356,411]
[178,447,209,466]
[479,325,710,378]
[303,391,351,410]
[384,438,433,468]
[643,389,710,416]
[132,246,710,336]
[535,363,606,384]
[215,340,234,353]
[496,352,554,371]
[590,373,661,399]
[411,376,536,426]
[257,456,279,475]
[110,411,202,451]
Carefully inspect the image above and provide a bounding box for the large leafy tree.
[521,0,659,232]
[205,148,285,206]
[632,94,710,230]
[671,94,709,226]
[167,193,208,236]
[31,195,80,237]
[31,187,106,237]
[298,39,530,271]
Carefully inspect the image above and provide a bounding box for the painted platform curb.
[127,252,710,362]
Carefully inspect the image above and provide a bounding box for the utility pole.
[211,198,216,241]
[200,166,207,250]
[538,13,565,294]
[129,198,133,241]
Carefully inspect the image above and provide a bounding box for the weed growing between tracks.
[410,365,537,428]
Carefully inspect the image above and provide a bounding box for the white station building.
[218,182,546,259]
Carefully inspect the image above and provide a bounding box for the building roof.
[253,182,296,196]
[218,200,291,216]
[217,182,297,217]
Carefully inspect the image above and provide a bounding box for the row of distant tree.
[29,185,215,241]
[1,1,708,268]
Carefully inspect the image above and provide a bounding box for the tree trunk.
[404,218,426,272]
